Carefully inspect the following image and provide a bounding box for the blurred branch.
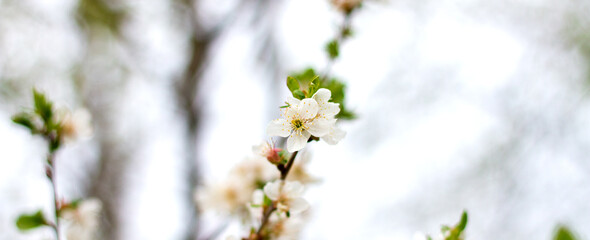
[74,0,128,239]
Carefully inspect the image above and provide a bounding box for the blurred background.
[1,0,590,239]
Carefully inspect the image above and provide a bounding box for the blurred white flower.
[55,107,93,143]
[331,0,363,12]
[61,199,102,240]
[248,189,265,220]
[276,219,304,240]
[195,177,253,215]
[322,123,346,145]
[196,157,277,216]
[225,236,240,240]
[286,151,320,185]
[263,180,309,215]
[267,89,343,152]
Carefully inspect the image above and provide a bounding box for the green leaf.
[292,90,305,100]
[326,40,340,59]
[12,113,37,133]
[337,108,357,120]
[445,211,468,240]
[456,211,468,231]
[554,226,578,240]
[287,76,300,93]
[16,210,47,231]
[292,68,317,83]
[286,211,291,218]
[308,75,320,97]
[321,78,356,120]
[32,89,53,124]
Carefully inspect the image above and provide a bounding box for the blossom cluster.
[197,86,345,240]
[267,89,345,152]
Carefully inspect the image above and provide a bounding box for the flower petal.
[251,189,264,205]
[296,98,319,120]
[323,124,346,145]
[312,88,331,104]
[287,130,311,152]
[286,96,301,106]
[267,119,291,137]
[320,102,340,118]
[282,181,304,199]
[306,118,335,137]
[263,180,282,200]
[287,198,309,214]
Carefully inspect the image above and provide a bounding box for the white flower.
[267,89,342,152]
[263,180,309,215]
[195,176,253,214]
[247,189,267,226]
[196,157,277,216]
[56,108,93,143]
[273,217,305,240]
[322,123,346,145]
[311,89,340,119]
[61,199,102,240]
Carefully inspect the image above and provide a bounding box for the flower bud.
[266,148,282,164]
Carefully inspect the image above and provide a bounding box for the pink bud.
[266,148,282,164]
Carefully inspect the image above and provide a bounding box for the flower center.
[292,119,304,130]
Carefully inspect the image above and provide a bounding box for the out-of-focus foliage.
[326,40,340,59]
[76,0,125,33]
[287,68,356,120]
[554,226,578,240]
[428,211,468,240]
[12,89,62,152]
[15,211,47,231]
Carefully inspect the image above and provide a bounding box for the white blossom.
[263,180,309,215]
[322,123,346,145]
[196,157,277,216]
[267,89,343,152]
[195,177,253,214]
[61,199,102,240]
[55,107,93,143]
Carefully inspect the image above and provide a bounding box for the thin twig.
[280,150,299,180]
[253,7,356,240]
[322,12,354,80]
[47,153,61,240]
[255,205,276,238]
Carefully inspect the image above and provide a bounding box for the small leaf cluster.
[12,89,63,152]
[429,211,468,240]
[15,198,83,232]
[286,68,355,120]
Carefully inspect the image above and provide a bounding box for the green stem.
[47,151,61,240]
